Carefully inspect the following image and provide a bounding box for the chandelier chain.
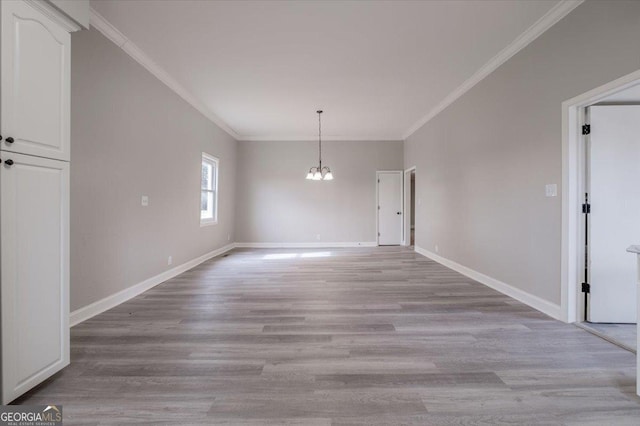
[318,111,322,169]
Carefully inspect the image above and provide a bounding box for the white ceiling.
[91,0,563,141]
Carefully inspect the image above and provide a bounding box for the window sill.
[200,220,218,227]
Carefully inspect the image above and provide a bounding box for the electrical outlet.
[141,195,149,207]
[167,256,172,266]
[545,184,558,197]
[227,234,231,241]
[435,245,439,253]
[316,234,321,241]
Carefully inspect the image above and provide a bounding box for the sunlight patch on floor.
[263,251,332,260]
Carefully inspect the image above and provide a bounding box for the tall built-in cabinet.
[1,0,81,403]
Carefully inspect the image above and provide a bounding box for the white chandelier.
[305,110,333,181]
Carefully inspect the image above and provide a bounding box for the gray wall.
[70,28,237,311]
[405,0,640,306]
[236,140,403,244]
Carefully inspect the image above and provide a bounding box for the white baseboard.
[234,242,377,248]
[70,243,236,327]
[414,246,562,320]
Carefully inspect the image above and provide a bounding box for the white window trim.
[200,152,219,227]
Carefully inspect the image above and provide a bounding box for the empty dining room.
[2,0,640,424]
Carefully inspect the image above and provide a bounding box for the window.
[200,153,218,225]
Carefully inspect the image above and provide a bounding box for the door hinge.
[582,203,590,214]
[378,206,380,210]
[378,232,380,236]
[582,124,591,135]
[581,282,590,294]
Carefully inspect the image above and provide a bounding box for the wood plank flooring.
[15,247,640,425]
[579,322,637,353]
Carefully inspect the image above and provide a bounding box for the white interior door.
[1,152,69,404]
[1,0,70,161]
[378,171,403,245]
[588,105,640,323]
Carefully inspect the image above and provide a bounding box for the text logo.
[0,405,62,426]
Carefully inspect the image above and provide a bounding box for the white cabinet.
[0,0,78,404]
[1,0,71,161]
[0,152,69,403]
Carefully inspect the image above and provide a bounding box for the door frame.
[403,166,416,246]
[376,170,404,246]
[562,69,640,323]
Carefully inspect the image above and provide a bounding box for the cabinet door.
[1,1,70,161]
[1,152,69,404]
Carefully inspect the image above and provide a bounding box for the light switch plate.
[141,195,149,206]
[545,184,557,197]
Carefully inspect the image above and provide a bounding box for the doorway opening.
[376,171,403,246]
[562,71,640,354]
[579,101,640,352]
[403,167,416,247]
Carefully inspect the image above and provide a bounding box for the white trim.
[69,243,236,326]
[88,8,240,140]
[25,0,82,32]
[88,1,583,143]
[201,152,219,226]
[415,246,562,320]
[234,242,377,249]
[402,0,583,140]
[199,220,218,227]
[376,172,380,246]
[561,69,640,323]
[239,135,404,142]
[88,6,126,46]
[403,166,416,247]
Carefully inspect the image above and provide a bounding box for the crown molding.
[89,8,240,140]
[26,0,82,32]
[402,0,584,140]
[89,1,583,143]
[239,135,404,142]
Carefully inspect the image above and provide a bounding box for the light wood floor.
[579,322,637,353]
[16,247,640,425]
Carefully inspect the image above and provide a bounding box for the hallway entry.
[403,167,416,247]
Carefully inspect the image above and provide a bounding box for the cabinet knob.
[5,137,14,144]
[4,159,14,166]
